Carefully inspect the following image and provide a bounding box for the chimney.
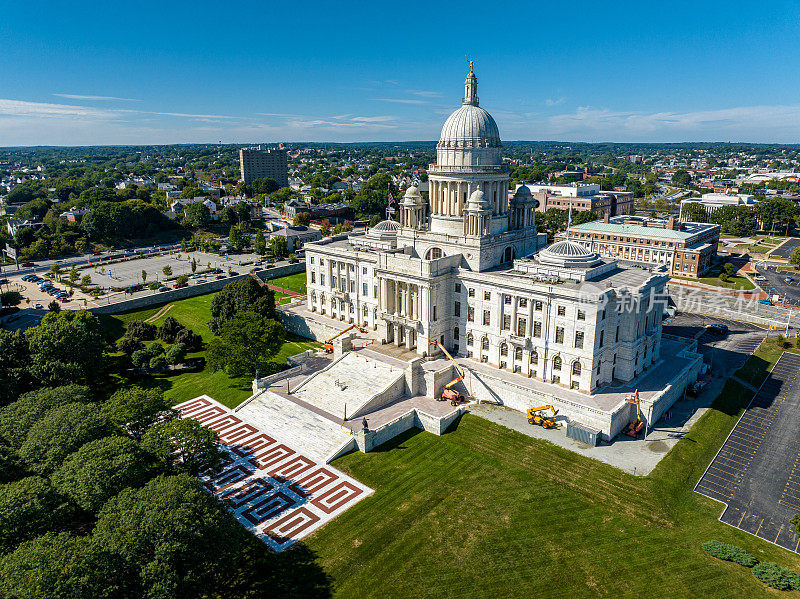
[667,216,676,230]
[604,214,610,223]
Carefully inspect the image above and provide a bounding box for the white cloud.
[0,99,118,119]
[54,94,140,102]
[406,90,442,98]
[544,97,565,106]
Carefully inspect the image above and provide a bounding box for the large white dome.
[439,104,501,148]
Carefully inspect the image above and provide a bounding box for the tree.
[25,311,106,386]
[80,273,92,286]
[269,235,287,258]
[208,278,275,334]
[51,436,153,512]
[0,445,25,484]
[126,319,157,341]
[0,477,71,551]
[672,169,692,186]
[104,387,174,440]
[320,220,331,236]
[162,265,172,277]
[165,343,187,365]
[142,419,228,476]
[49,264,62,282]
[47,300,60,312]
[174,327,202,352]
[157,316,184,343]
[252,177,279,195]
[0,532,128,599]
[756,197,799,233]
[190,258,197,273]
[0,385,92,447]
[709,205,758,236]
[681,202,708,223]
[93,474,242,599]
[790,248,800,268]
[183,202,211,228]
[141,269,147,282]
[176,274,189,285]
[19,403,116,474]
[117,335,144,355]
[148,354,166,370]
[68,266,79,284]
[254,229,266,255]
[207,311,284,378]
[0,330,30,406]
[723,263,736,276]
[293,212,311,226]
[228,225,247,252]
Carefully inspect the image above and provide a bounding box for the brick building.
[514,183,634,219]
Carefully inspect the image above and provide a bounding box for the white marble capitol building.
[303,65,668,394]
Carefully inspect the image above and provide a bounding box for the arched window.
[425,247,443,260]
[514,347,523,361]
[500,343,508,356]
[503,246,515,263]
[311,292,316,301]
[572,361,581,376]
[553,356,562,371]
[530,350,538,364]
[467,333,474,346]
[481,337,489,351]
[453,327,460,341]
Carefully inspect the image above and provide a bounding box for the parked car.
[758,299,773,305]
[21,262,35,267]
[215,274,226,280]
[158,286,169,292]
[172,282,188,289]
[707,323,728,335]
[688,379,707,396]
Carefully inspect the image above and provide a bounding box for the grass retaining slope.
[299,337,800,598]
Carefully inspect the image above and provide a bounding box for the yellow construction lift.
[429,339,468,405]
[526,405,559,428]
[323,324,367,353]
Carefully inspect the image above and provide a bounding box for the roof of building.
[439,105,500,147]
[568,221,694,239]
[370,219,400,233]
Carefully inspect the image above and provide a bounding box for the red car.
[172,282,188,289]
[21,262,35,267]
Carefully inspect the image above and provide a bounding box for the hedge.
[701,540,759,568]
[751,562,798,591]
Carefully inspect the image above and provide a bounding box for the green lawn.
[672,274,756,290]
[284,339,800,598]
[99,292,319,408]
[266,272,307,294]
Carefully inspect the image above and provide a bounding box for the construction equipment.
[429,339,467,405]
[323,324,367,353]
[623,389,644,438]
[526,405,559,429]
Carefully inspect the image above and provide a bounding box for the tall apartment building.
[558,215,720,278]
[514,183,634,219]
[239,146,289,188]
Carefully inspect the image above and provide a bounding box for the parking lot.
[770,238,800,260]
[663,313,766,379]
[695,352,800,553]
[753,262,800,307]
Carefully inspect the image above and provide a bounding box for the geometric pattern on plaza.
[175,395,373,552]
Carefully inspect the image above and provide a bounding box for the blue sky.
[2,0,799,145]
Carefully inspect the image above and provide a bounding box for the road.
[752,262,800,308]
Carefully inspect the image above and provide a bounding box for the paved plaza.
[175,395,373,552]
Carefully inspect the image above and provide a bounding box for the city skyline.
[2,0,800,146]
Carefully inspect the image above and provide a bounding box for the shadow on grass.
[369,427,422,453]
[221,538,332,599]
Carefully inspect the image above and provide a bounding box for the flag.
[387,186,394,206]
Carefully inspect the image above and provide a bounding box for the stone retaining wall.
[88,263,304,315]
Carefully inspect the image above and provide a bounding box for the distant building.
[559,215,720,278]
[265,222,321,253]
[679,192,757,222]
[59,207,91,222]
[239,147,289,187]
[515,183,634,218]
[6,218,45,237]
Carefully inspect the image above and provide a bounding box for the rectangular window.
[332,276,337,288]
[311,272,316,283]
[533,322,542,337]
[517,318,526,336]
[514,365,521,374]
[468,307,475,322]
[615,326,620,342]
[373,285,378,297]
[552,375,561,384]
[349,281,355,293]
[502,315,511,330]
[483,310,491,326]
[575,331,584,349]
[484,291,491,301]
[535,301,543,311]
[454,328,459,340]
[454,301,461,317]
[500,361,507,370]
[518,298,527,308]
[455,283,461,293]
[571,381,579,390]
[599,330,604,348]
[363,282,368,295]
[557,305,566,317]
[433,306,438,321]
[577,310,585,321]
[468,288,475,297]
[504,295,511,305]
[320,275,325,286]
[310,257,315,264]
[555,327,564,344]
